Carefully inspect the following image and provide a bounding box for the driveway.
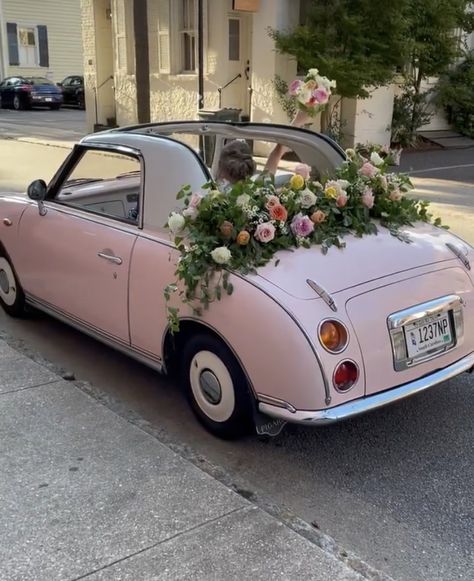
[0,107,86,142]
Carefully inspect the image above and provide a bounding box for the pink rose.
[295,163,311,179]
[313,88,329,105]
[359,162,379,178]
[265,195,280,210]
[389,189,402,202]
[291,213,314,238]
[189,193,203,208]
[254,222,276,243]
[362,188,375,209]
[289,80,303,96]
[336,193,348,208]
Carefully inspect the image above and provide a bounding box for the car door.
[1,78,17,106]
[17,144,143,344]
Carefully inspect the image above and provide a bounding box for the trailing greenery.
[164,148,444,332]
[436,52,474,138]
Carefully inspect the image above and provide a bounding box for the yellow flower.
[325,185,338,199]
[290,174,305,191]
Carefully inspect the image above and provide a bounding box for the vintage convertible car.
[0,122,473,438]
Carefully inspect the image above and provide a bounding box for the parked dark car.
[0,76,63,110]
[58,75,84,109]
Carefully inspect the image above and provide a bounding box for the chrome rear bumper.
[258,352,474,425]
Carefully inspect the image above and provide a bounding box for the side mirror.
[27,179,47,201]
[27,179,48,216]
[57,82,62,87]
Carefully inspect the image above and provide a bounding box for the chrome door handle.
[97,252,123,265]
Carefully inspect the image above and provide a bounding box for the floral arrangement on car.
[164,146,444,332]
[288,68,337,116]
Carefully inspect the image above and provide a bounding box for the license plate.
[404,312,453,359]
[45,97,53,102]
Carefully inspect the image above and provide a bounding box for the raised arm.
[264,110,312,175]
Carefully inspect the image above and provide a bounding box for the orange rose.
[269,204,288,222]
[236,230,250,246]
[311,210,326,224]
[220,221,234,238]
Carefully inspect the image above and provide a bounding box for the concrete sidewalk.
[0,338,387,581]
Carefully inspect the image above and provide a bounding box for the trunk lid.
[255,223,470,299]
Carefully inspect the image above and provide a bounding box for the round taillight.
[319,320,348,353]
[333,360,359,392]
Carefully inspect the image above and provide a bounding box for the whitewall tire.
[181,334,254,439]
[0,254,26,317]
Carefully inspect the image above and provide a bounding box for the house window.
[180,0,196,72]
[228,18,240,61]
[6,23,49,67]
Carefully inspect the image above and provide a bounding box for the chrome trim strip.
[306,279,337,312]
[25,294,164,372]
[258,352,474,425]
[257,394,297,413]
[446,242,471,270]
[387,295,462,329]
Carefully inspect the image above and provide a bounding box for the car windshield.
[24,78,54,86]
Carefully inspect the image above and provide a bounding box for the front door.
[221,12,252,116]
[17,145,142,344]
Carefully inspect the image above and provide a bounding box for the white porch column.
[250,0,298,125]
[341,85,395,148]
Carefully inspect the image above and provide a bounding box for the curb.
[0,329,394,581]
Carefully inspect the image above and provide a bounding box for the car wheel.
[13,95,24,111]
[0,94,3,109]
[181,334,255,439]
[0,252,26,317]
[77,93,85,110]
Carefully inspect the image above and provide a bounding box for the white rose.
[182,206,198,220]
[211,246,232,265]
[299,188,317,209]
[168,212,185,234]
[337,179,350,190]
[370,152,384,167]
[236,193,250,207]
[307,68,319,78]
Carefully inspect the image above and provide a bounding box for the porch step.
[419,130,474,149]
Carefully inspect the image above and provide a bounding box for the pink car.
[1,122,473,438]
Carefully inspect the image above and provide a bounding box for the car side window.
[55,149,142,225]
[71,78,81,86]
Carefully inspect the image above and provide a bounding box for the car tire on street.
[0,252,27,317]
[181,334,255,439]
[13,95,24,111]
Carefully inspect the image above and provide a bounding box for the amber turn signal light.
[319,320,348,353]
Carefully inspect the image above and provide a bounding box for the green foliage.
[274,75,297,121]
[393,0,474,145]
[391,89,433,147]
[436,52,474,138]
[164,151,444,331]
[270,0,407,99]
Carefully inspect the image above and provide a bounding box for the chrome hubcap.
[199,370,222,405]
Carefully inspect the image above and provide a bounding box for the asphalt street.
[0,110,473,580]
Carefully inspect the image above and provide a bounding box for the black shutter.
[37,25,49,67]
[7,23,19,66]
